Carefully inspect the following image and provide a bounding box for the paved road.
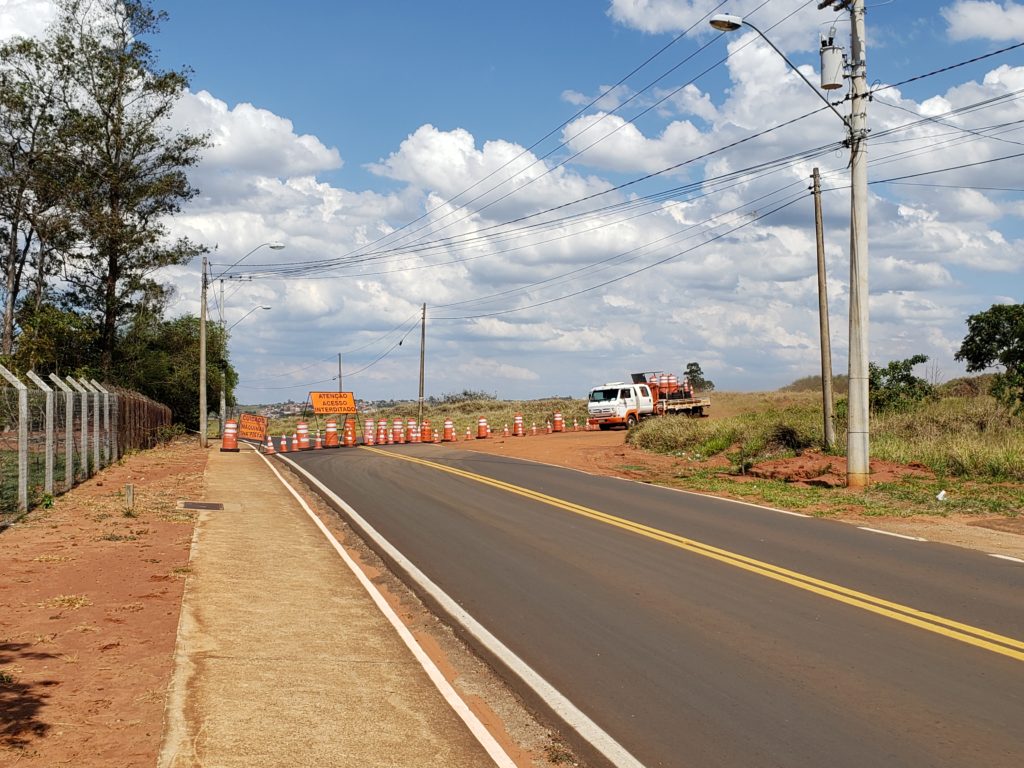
[283,444,1024,768]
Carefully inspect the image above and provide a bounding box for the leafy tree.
[54,0,208,376]
[955,303,1024,413]
[684,362,714,392]
[868,354,934,412]
[0,35,74,356]
[117,313,232,430]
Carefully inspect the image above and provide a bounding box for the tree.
[684,362,714,392]
[868,354,934,412]
[117,313,232,430]
[955,303,1024,413]
[54,0,208,376]
[0,35,74,357]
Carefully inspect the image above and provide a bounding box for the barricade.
[220,419,239,452]
[513,413,524,437]
[407,418,419,444]
[392,418,404,444]
[364,419,375,446]
[343,420,356,447]
[443,419,455,442]
[553,412,564,432]
[477,416,489,439]
[421,420,432,442]
[324,420,340,448]
[297,422,310,450]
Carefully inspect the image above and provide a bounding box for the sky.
[2,0,1023,404]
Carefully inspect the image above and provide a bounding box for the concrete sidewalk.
[158,446,500,767]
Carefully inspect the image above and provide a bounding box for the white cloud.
[174,91,342,177]
[0,0,55,39]
[942,1,1024,41]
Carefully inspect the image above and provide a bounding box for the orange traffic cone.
[264,434,276,454]
[314,430,323,449]
[280,434,288,452]
[503,423,510,437]
[464,426,472,441]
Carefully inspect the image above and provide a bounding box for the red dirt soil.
[1,439,205,766]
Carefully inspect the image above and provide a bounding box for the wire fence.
[0,364,172,527]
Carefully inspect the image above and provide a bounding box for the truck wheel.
[599,424,611,431]
[626,414,637,428]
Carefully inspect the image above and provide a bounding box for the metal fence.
[0,364,172,526]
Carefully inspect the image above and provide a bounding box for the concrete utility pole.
[417,303,426,425]
[812,168,836,451]
[199,256,208,448]
[845,0,870,487]
[219,279,226,435]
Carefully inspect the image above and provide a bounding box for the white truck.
[587,372,710,430]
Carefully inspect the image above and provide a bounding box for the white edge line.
[275,451,648,768]
[252,448,518,768]
[858,526,928,542]
[989,554,1024,563]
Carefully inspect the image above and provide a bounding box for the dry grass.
[40,595,92,610]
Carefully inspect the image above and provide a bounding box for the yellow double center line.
[367,447,1024,662]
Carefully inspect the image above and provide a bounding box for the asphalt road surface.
[283,443,1024,768]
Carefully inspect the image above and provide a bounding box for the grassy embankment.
[628,387,1023,518]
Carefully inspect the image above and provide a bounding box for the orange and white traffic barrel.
[296,422,310,450]
[443,419,455,442]
[553,412,564,432]
[477,416,489,439]
[363,419,375,446]
[220,420,239,452]
[343,420,356,447]
[421,420,432,442]
[377,419,388,445]
[513,413,524,437]
[407,418,419,443]
[324,420,339,448]
[392,418,405,444]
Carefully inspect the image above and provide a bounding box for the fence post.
[66,377,89,477]
[0,364,29,512]
[26,372,54,497]
[90,379,111,466]
[78,379,100,471]
[49,374,75,491]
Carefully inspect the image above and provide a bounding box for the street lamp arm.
[715,17,848,126]
[213,241,285,280]
[227,305,272,331]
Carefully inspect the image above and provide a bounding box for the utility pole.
[198,256,208,449]
[219,279,226,435]
[845,0,870,487]
[338,352,343,392]
[812,168,836,451]
[417,303,426,425]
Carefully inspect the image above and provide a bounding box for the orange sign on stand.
[238,413,268,442]
[310,391,357,415]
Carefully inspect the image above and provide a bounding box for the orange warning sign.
[238,413,268,441]
[310,391,357,414]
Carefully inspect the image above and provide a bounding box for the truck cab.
[587,382,654,429]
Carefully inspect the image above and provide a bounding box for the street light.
[227,305,272,332]
[710,3,871,487]
[199,242,285,448]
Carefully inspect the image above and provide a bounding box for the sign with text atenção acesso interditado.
[309,391,357,414]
